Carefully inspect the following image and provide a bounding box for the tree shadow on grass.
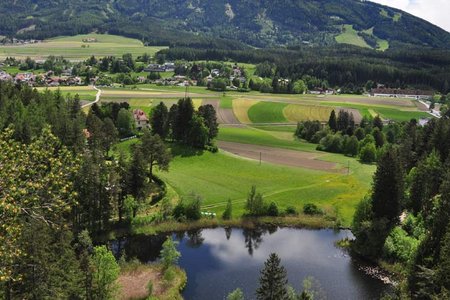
[170,143,204,158]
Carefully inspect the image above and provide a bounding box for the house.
[15,73,36,85]
[0,71,12,81]
[144,62,176,73]
[133,109,150,130]
[370,88,433,100]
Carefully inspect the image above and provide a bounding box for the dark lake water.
[111,227,389,300]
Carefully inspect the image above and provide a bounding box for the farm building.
[370,88,433,100]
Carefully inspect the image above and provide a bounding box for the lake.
[111,227,390,300]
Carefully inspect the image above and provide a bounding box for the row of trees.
[151,98,219,149]
[296,110,387,163]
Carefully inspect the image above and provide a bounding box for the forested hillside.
[0,0,449,49]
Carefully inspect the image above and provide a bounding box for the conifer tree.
[328,110,337,132]
[256,253,289,300]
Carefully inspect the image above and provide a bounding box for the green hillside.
[0,0,449,49]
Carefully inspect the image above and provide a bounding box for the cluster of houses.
[153,75,197,87]
[0,38,41,45]
[144,62,175,73]
[0,69,83,86]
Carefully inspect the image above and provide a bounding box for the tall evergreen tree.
[256,253,289,300]
[140,129,171,179]
[372,148,404,223]
[151,102,169,139]
[198,104,219,143]
[328,110,337,132]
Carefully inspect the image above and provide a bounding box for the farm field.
[0,34,166,60]
[115,123,375,226]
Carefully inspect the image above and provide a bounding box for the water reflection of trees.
[111,234,168,262]
[224,227,233,240]
[243,226,278,255]
[186,229,205,248]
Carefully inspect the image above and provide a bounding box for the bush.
[172,201,186,221]
[285,206,298,215]
[383,226,420,263]
[185,197,202,220]
[303,203,323,215]
[359,142,377,163]
[267,202,279,216]
[317,133,343,153]
[222,199,232,220]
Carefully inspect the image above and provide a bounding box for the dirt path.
[218,141,340,171]
[81,86,101,108]
[202,99,241,125]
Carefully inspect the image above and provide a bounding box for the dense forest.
[350,115,450,298]
[0,82,218,298]
[160,45,450,93]
[1,0,450,49]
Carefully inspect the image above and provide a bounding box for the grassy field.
[0,34,166,60]
[335,25,371,49]
[37,86,97,102]
[284,104,334,122]
[248,102,288,123]
[156,145,373,226]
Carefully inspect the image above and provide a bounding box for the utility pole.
[259,152,262,166]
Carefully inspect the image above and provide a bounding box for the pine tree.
[198,104,219,142]
[151,102,169,139]
[328,110,337,132]
[256,253,289,300]
[372,148,403,223]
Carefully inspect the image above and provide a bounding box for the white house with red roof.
[133,109,150,130]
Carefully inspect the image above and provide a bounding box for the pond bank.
[118,263,186,300]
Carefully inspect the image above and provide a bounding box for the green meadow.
[0,34,166,60]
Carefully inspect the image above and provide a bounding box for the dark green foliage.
[359,143,377,163]
[172,98,194,142]
[267,202,279,217]
[245,186,266,217]
[372,128,385,148]
[2,0,450,50]
[256,253,288,300]
[373,115,383,131]
[140,129,172,179]
[185,197,202,221]
[317,133,343,153]
[407,151,443,215]
[198,104,219,142]
[328,110,337,132]
[295,121,322,142]
[303,203,323,215]
[151,102,169,139]
[343,135,359,157]
[188,114,209,148]
[372,148,404,222]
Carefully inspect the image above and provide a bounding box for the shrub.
[185,197,202,220]
[285,206,298,215]
[267,202,279,216]
[303,203,323,215]
[359,142,377,163]
[172,201,186,221]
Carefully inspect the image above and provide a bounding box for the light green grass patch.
[0,34,166,60]
[335,25,371,48]
[248,102,288,123]
[218,126,317,152]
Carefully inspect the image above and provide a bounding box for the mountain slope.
[0,0,449,49]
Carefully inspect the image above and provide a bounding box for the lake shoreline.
[107,215,343,239]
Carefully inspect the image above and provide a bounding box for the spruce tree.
[151,102,169,139]
[256,253,289,300]
[328,110,337,132]
[371,148,403,223]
